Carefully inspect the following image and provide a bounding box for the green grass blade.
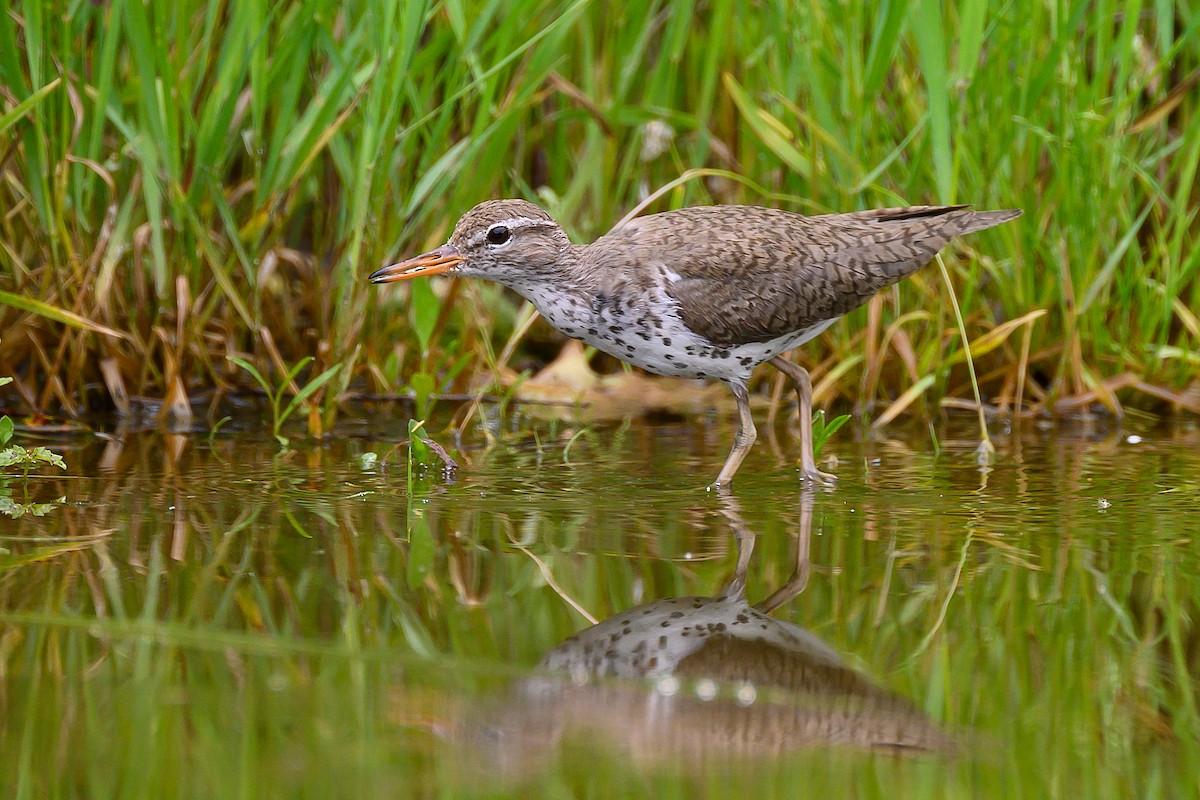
[226,356,272,396]
[912,0,953,200]
[724,74,813,181]
[0,78,60,137]
[277,364,342,432]
[0,290,127,340]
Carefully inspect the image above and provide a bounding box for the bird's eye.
[486,225,511,245]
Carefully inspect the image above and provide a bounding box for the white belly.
[523,284,837,384]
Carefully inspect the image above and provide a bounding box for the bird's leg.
[712,381,757,489]
[769,357,837,484]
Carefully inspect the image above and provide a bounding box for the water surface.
[2,409,1198,797]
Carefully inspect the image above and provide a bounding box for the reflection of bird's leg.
[715,493,755,602]
[755,487,815,613]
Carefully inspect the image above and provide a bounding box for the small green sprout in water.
[562,427,590,465]
[226,356,341,449]
[1,378,68,518]
[1,414,67,479]
[406,419,431,493]
[811,410,850,461]
[405,419,458,490]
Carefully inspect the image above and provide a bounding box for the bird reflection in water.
[454,490,949,777]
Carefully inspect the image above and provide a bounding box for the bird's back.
[589,204,1020,346]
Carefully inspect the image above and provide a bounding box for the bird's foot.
[799,466,838,485]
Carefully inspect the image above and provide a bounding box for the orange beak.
[369,245,464,283]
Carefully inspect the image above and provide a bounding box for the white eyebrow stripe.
[499,216,553,230]
[467,216,555,246]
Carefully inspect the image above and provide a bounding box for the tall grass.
[0,1,1197,426]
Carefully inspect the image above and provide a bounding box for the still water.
[2,407,1199,798]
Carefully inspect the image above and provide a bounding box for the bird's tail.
[954,208,1023,236]
[823,204,1022,237]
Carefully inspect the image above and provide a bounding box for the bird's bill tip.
[369,245,464,283]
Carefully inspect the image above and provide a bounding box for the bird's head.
[369,199,572,289]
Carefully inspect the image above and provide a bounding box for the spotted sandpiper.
[371,199,1021,486]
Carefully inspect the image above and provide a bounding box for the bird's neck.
[492,244,607,335]
[499,244,598,307]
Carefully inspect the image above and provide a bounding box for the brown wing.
[593,205,1019,346]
